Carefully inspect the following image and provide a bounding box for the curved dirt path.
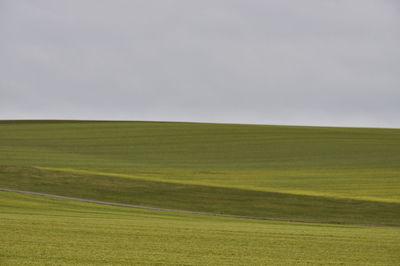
[0,187,394,227]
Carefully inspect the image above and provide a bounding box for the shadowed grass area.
[1,165,399,226]
[36,166,400,203]
[1,191,400,265]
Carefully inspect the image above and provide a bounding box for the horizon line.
[1,119,399,130]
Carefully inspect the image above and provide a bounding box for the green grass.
[1,120,400,226]
[1,120,400,201]
[1,120,400,264]
[1,165,399,226]
[1,191,400,265]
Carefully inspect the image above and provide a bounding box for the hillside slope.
[1,120,399,225]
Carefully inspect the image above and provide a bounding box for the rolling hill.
[1,120,400,264]
[1,120,399,225]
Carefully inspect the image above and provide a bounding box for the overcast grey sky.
[1,0,399,127]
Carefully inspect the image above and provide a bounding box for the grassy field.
[1,191,400,265]
[1,121,400,222]
[1,120,400,264]
[1,120,399,202]
[1,165,399,226]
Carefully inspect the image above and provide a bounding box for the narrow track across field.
[1,187,396,227]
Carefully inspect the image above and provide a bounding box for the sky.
[1,0,399,128]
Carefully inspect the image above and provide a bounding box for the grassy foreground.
[1,191,400,265]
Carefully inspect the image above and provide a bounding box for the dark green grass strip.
[1,165,399,226]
